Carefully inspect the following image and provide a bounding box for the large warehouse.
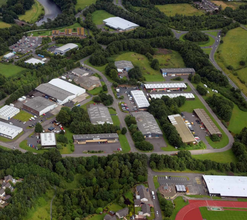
[73,133,119,144]
[74,75,101,91]
[168,114,195,144]
[150,93,195,100]
[54,43,78,55]
[0,121,23,139]
[103,17,139,31]
[88,104,113,125]
[0,105,20,120]
[23,97,57,116]
[160,68,195,77]
[25,58,45,65]
[115,60,134,72]
[203,175,247,197]
[132,112,162,138]
[130,90,150,110]
[144,83,187,91]
[194,109,222,137]
[40,133,56,148]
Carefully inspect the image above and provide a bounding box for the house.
[136,185,148,202]
[134,199,141,207]
[104,215,117,220]
[1,182,12,190]
[116,207,129,218]
[2,195,11,201]
[141,204,151,217]
[0,199,5,205]
[4,175,13,183]
[0,188,5,198]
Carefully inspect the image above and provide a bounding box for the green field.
[119,134,131,153]
[0,0,6,6]
[19,0,44,24]
[200,207,247,220]
[0,63,26,77]
[13,110,32,122]
[156,4,204,17]
[92,10,114,25]
[171,197,189,220]
[75,0,96,10]
[180,34,215,47]
[212,1,247,9]
[87,86,103,95]
[0,20,11,28]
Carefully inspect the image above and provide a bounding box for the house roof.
[4,175,13,182]
[2,182,11,188]
[142,204,150,214]
[0,189,5,195]
[134,199,141,206]
[104,215,117,220]
[136,185,145,191]
[116,207,129,217]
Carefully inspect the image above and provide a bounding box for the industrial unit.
[144,83,187,91]
[24,58,45,65]
[103,17,139,31]
[40,133,57,148]
[203,175,247,197]
[23,97,57,116]
[73,133,119,144]
[168,114,195,144]
[114,60,134,72]
[130,90,150,110]
[160,68,195,77]
[194,109,222,137]
[3,52,15,59]
[0,121,23,139]
[72,68,90,76]
[74,75,101,91]
[88,104,113,125]
[132,112,162,138]
[0,105,20,120]
[175,185,186,193]
[54,43,78,55]
[150,93,195,100]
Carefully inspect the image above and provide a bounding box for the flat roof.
[73,133,119,140]
[130,90,150,109]
[194,109,222,136]
[168,114,195,143]
[203,175,247,197]
[72,68,89,76]
[144,83,187,89]
[175,185,186,192]
[88,104,113,125]
[4,52,15,58]
[40,133,56,146]
[25,58,45,65]
[23,97,56,112]
[160,68,195,73]
[55,43,78,52]
[0,121,23,139]
[103,17,139,30]
[132,112,162,136]
[0,105,20,119]
[114,60,134,69]
[150,93,195,99]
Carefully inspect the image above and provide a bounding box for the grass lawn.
[87,86,103,95]
[171,197,189,220]
[124,190,134,202]
[202,48,212,55]
[180,34,215,47]
[192,149,238,163]
[86,214,106,220]
[92,10,114,25]
[0,146,11,151]
[19,0,44,23]
[153,176,160,189]
[156,4,204,17]
[0,20,11,28]
[75,0,96,10]
[119,134,130,153]
[108,108,116,114]
[212,1,247,9]
[206,31,218,37]
[108,203,123,212]
[186,195,222,200]
[0,0,7,6]
[0,63,26,77]
[0,131,24,142]
[13,110,33,122]
[200,207,247,220]
[111,115,120,126]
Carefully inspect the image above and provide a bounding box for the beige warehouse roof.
[194,109,221,136]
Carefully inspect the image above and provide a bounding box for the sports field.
[156,4,204,16]
[19,0,44,23]
[75,0,96,10]
[0,63,26,77]
[212,1,247,9]
[0,20,11,28]
[92,10,114,25]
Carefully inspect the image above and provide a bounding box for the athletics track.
[175,200,247,220]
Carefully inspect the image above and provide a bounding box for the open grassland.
[0,20,11,28]
[180,34,215,47]
[171,197,189,220]
[156,4,204,17]
[92,10,114,25]
[76,0,96,10]
[212,1,247,9]
[13,110,32,122]
[200,207,247,220]
[0,63,26,77]
[19,0,44,24]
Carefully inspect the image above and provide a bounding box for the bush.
[57,134,68,144]
[210,134,221,142]
[184,31,209,42]
[121,127,127,135]
[151,59,160,70]
[240,60,245,66]
[197,85,207,96]
[56,143,63,149]
[102,84,108,91]
[135,140,154,151]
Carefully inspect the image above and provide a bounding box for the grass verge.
[171,196,189,220]
[153,176,160,189]
[13,110,33,122]
[119,134,130,153]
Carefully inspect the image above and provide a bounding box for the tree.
[151,59,159,70]
[240,61,245,66]
[102,84,108,91]
[121,127,127,135]
[210,134,220,142]
[196,85,207,96]
[35,123,43,133]
[192,74,201,84]
[96,207,103,214]
[128,67,143,80]
[56,107,71,126]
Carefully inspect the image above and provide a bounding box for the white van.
[151,191,154,196]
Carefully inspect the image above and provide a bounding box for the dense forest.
[222,5,247,25]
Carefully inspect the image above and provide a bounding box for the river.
[36,0,62,26]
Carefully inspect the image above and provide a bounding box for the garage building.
[132,112,162,138]
[74,76,101,91]
[160,68,195,77]
[54,43,78,55]
[23,97,57,116]
[0,105,20,120]
[150,93,195,100]
[73,133,119,144]
[168,114,195,144]
[115,60,134,72]
[144,83,187,91]
[194,109,222,137]
[88,104,113,125]
[130,90,150,110]
[103,17,139,31]
[203,175,247,197]
[0,121,23,139]
[25,58,45,65]
[40,133,56,148]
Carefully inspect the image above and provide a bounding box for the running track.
[175,200,247,220]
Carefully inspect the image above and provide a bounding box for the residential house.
[134,199,141,207]
[2,195,11,201]
[1,182,13,191]
[142,204,151,217]
[104,215,117,220]
[136,185,148,202]
[0,188,5,198]
[116,207,129,218]
[0,199,5,205]
[4,175,13,183]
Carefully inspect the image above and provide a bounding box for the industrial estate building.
[115,60,134,72]
[23,97,57,116]
[0,105,20,120]
[54,43,78,55]
[160,68,195,77]
[168,114,195,144]
[40,133,56,148]
[103,17,139,31]
[132,112,162,138]
[74,75,101,91]
[194,109,222,137]
[72,68,90,76]
[24,58,45,65]
[0,121,23,139]
[3,52,15,59]
[130,90,150,110]
[203,175,247,197]
[73,133,119,144]
[144,83,187,91]
[150,93,195,100]
[88,104,113,125]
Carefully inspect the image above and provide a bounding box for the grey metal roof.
[116,208,129,217]
[131,90,150,109]
[160,68,195,73]
[103,17,139,30]
[72,68,89,76]
[115,60,134,69]
[175,185,186,192]
[24,97,56,112]
[74,76,101,88]
[73,133,119,140]
[132,112,162,136]
[36,83,74,101]
[88,104,113,125]
[142,204,150,214]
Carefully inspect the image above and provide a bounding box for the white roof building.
[40,133,56,147]
[54,43,78,55]
[144,83,187,90]
[4,52,15,59]
[0,105,20,120]
[203,175,247,197]
[103,17,139,31]
[25,58,45,65]
[150,93,195,100]
[0,121,23,139]
[130,90,150,109]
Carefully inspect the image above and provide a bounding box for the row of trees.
[93,92,114,106]
[222,5,247,25]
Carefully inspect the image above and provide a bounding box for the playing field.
[92,10,114,25]
[212,1,247,9]
[156,4,204,17]
[0,20,11,28]
[19,0,44,23]
[75,0,96,10]
[0,63,26,77]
